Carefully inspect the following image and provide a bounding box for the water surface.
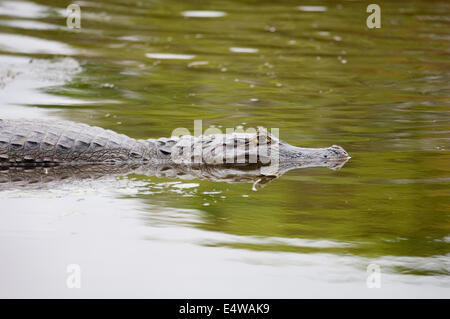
[0,0,449,297]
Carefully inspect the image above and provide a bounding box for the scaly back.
[0,119,154,165]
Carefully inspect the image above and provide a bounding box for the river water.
[0,0,449,298]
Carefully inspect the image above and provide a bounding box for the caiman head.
[252,128,351,176]
[151,127,350,190]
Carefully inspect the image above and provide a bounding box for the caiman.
[0,118,350,189]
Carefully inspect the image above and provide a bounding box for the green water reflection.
[0,0,448,277]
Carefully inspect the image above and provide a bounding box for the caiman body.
[0,118,350,188]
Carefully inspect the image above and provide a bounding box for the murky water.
[0,0,449,297]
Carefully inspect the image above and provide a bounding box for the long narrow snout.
[279,143,350,161]
[276,141,350,171]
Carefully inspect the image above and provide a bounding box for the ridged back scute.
[0,119,153,165]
